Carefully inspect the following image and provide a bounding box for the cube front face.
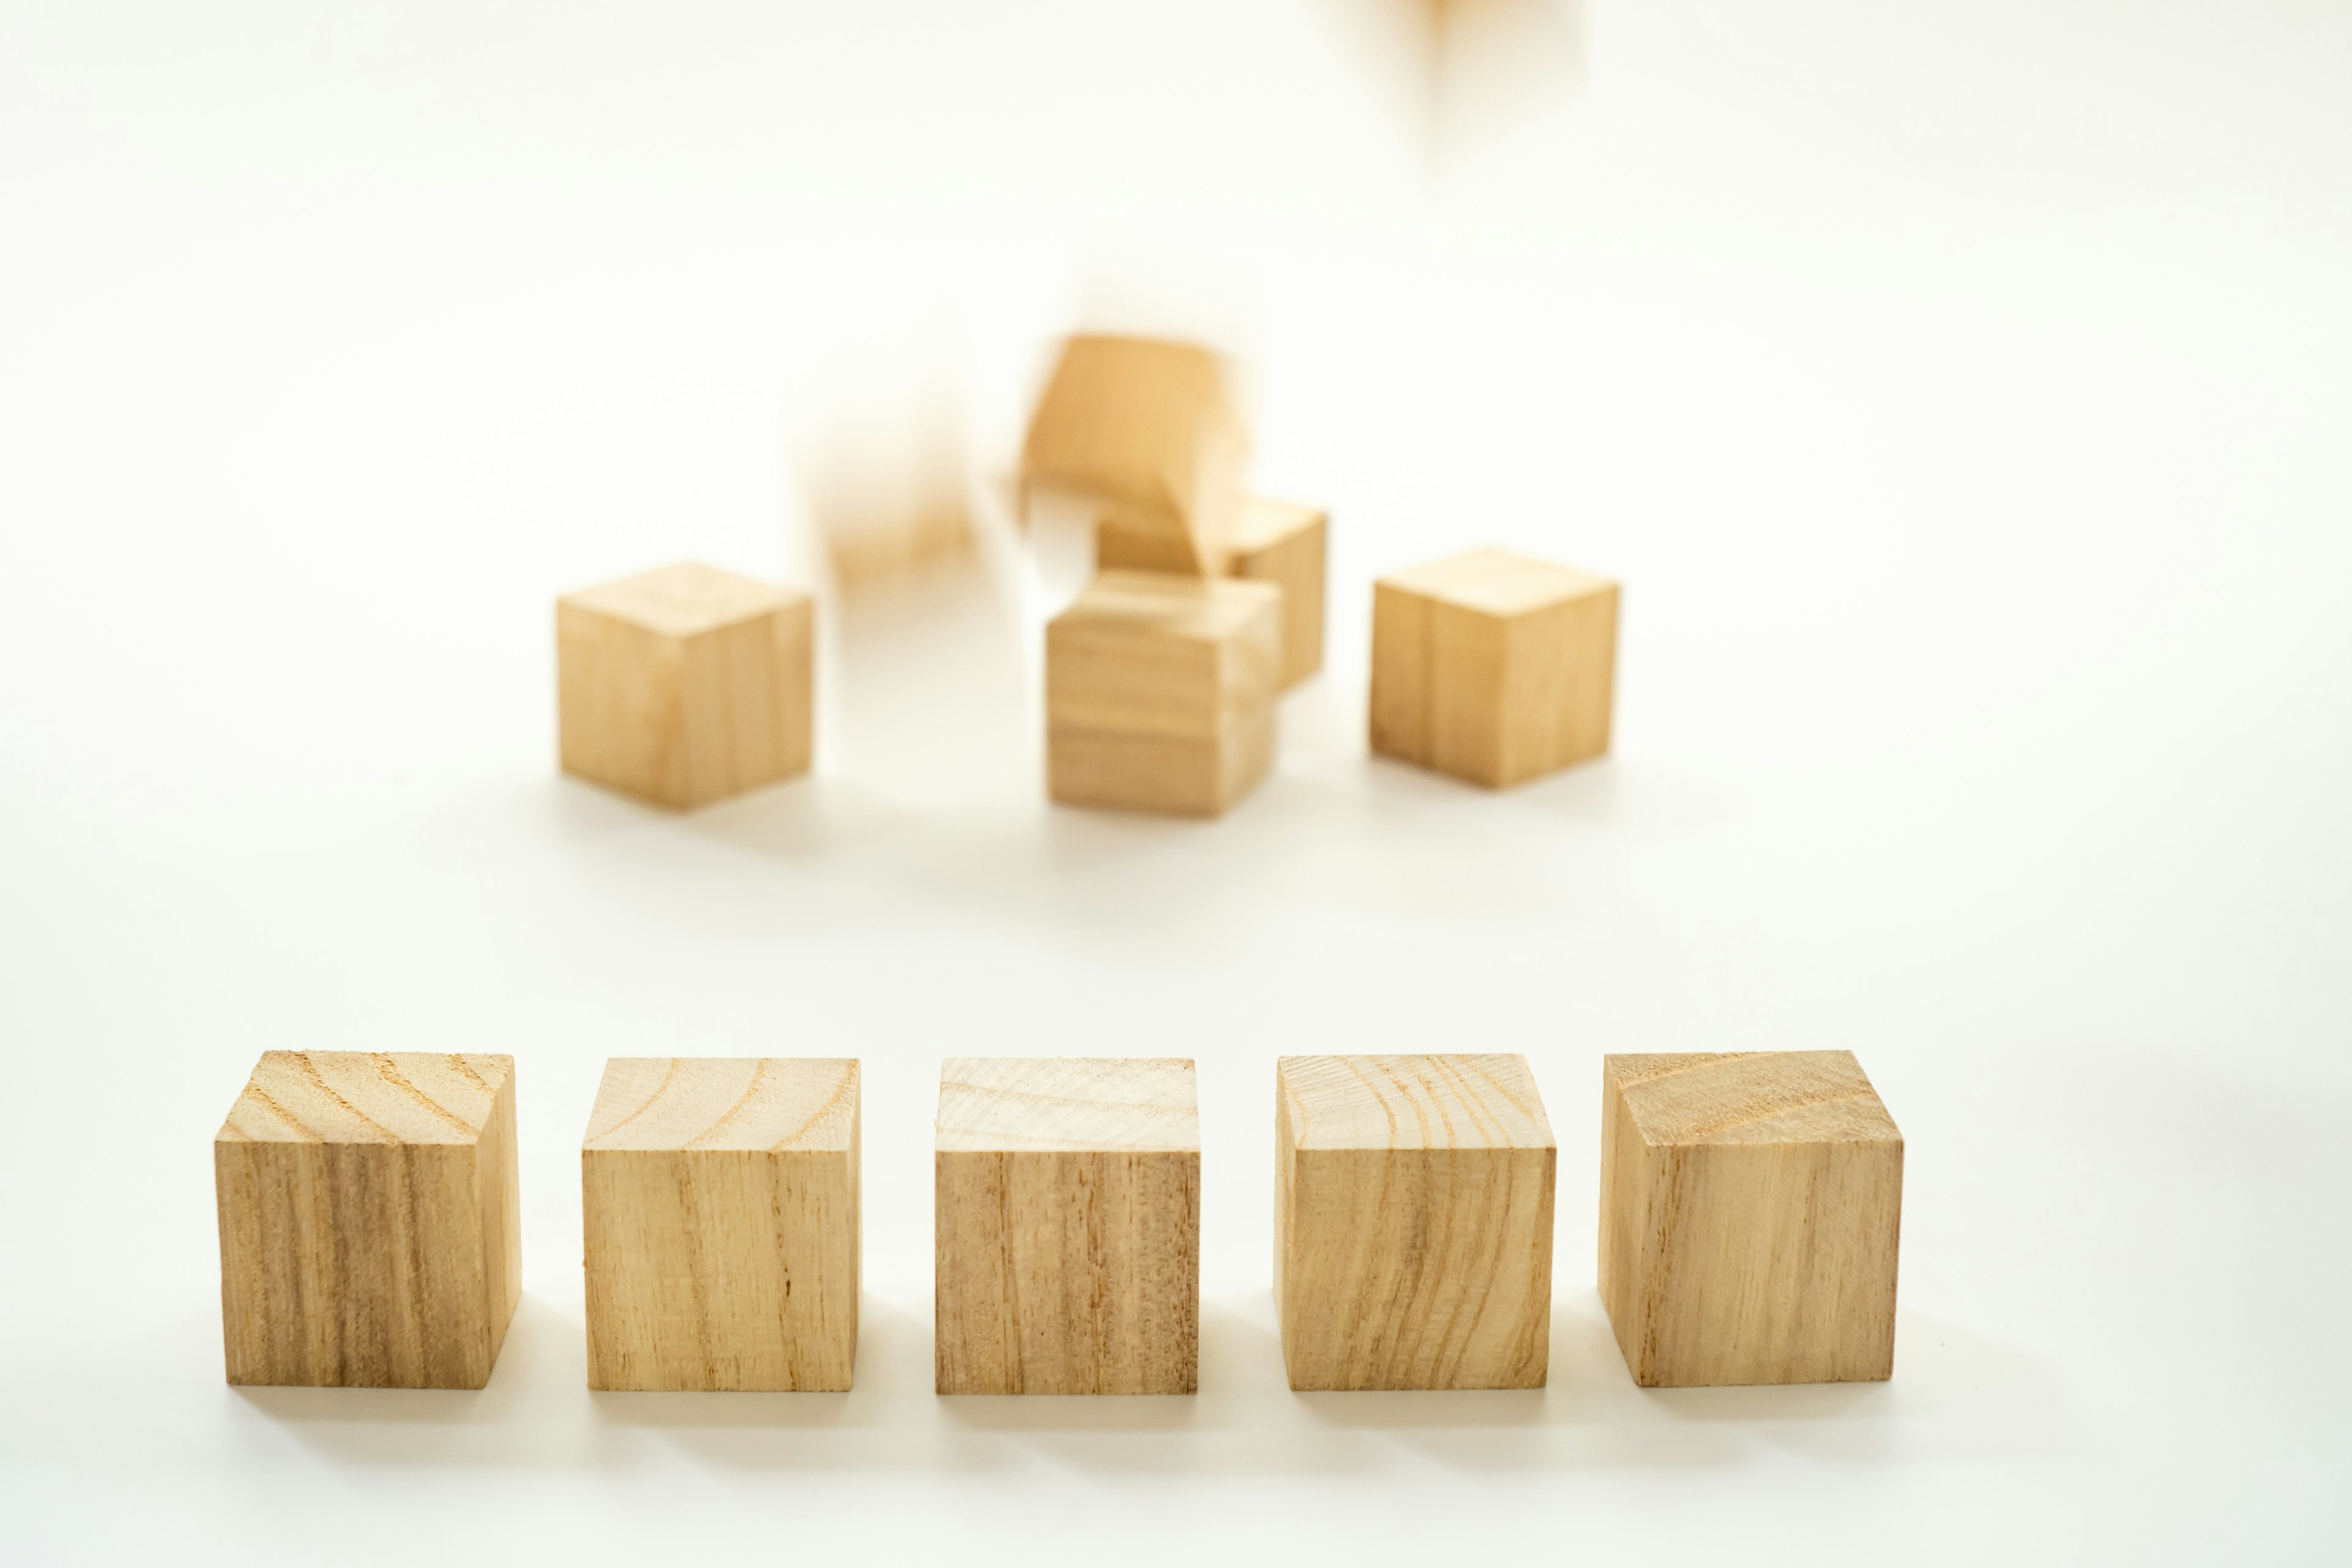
[934,1058,1201,1395]
[214,1052,520,1389]
[581,1058,861,1392]
[557,563,813,810]
[1274,1055,1557,1392]
[1599,1052,1903,1388]
[1370,548,1618,788]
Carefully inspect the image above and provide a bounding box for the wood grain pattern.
[557,562,813,809]
[1275,1054,1555,1391]
[214,1051,521,1389]
[582,1058,860,1392]
[1370,547,1618,788]
[1098,496,1327,690]
[1046,570,1282,817]
[935,1058,1200,1395]
[1020,335,1247,573]
[1599,1051,1903,1388]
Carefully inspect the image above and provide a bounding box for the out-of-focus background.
[2,2,2348,1562]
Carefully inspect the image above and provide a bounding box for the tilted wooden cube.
[582,1058,861,1392]
[1600,1052,1904,1388]
[557,562,813,809]
[935,1057,1200,1395]
[1046,570,1282,817]
[1099,496,1327,690]
[1275,1054,1556,1391]
[215,1052,521,1388]
[1370,547,1618,788]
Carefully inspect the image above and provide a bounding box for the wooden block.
[1370,546,1618,788]
[214,1052,520,1389]
[557,562,813,809]
[1599,1052,1904,1388]
[935,1057,1200,1395]
[1046,569,1282,816]
[581,1058,860,1392]
[1020,334,1248,573]
[1275,1054,1555,1391]
[1098,496,1327,690]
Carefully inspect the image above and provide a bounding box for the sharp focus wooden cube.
[1098,496,1327,690]
[1046,570,1282,817]
[214,1052,521,1389]
[1275,1054,1556,1391]
[1599,1051,1904,1388]
[581,1058,861,1392]
[557,562,813,809]
[1370,547,1618,788]
[935,1057,1200,1395]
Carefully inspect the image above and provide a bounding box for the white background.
[2,1,2348,1562]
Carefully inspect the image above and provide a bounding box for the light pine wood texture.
[557,562,813,809]
[581,1058,860,1392]
[214,1052,521,1389]
[1370,546,1618,788]
[1599,1051,1904,1389]
[1020,335,1248,573]
[1098,496,1327,690]
[1275,1055,1556,1391]
[935,1058,1200,1395]
[1046,569,1283,817]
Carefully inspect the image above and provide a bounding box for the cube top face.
[1278,1054,1554,1152]
[584,1058,858,1154]
[1606,1052,1902,1149]
[1377,547,1613,620]
[217,1052,513,1147]
[1054,569,1282,647]
[559,562,802,640]
[937,1057,1200,1153]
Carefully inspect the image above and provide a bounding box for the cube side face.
[582,1146,859,1392]
[1235,510,1325,688]
[675,601,813,808]
[1278,1146,1554,1391]
[936,1149,1200,1395]
[1368,582,1433,767]
[217,1139,498,1388]
[559,603,688,806]
[1495,585,1617,786]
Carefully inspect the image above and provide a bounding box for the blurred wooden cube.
[1275,1054,1556,1390]
[557,562,813,809]
[1370,547,1618,788]
[215,1052,521,1388]
[1046,570,1282,816]
[1022,334,1248,573]
[1099,496,1326,689]
[582,1057,860,1392]
[1600,1052,1904,1387]
[935,1057,1200,1395]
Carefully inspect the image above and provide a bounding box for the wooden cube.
[1098,496,1327,690]
[581,1058,860,1392]
[1599,1052,1904,1388]
[1021,334,1248,573]
[935,1057,1200,1395]
[1275,1054,1555,1391]
[1370,547,1618,788]
[214,1052,520,1389]
[1046,570,1282,817]
[557,562,813,809]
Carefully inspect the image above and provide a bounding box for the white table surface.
[3,2,2347,1562]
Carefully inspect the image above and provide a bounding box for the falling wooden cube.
[557,562,813,809]
[1021,334,1248,573]
[581,1058,860,1392]
[1046,570,1282,816]
[1275,1054,1556,1391]
[1370,546,1618,788]
[935,1057,1200,1395]
[1098,496,1327,690]
[1600,1051,1904,1388]
[214,1052,521,1389]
